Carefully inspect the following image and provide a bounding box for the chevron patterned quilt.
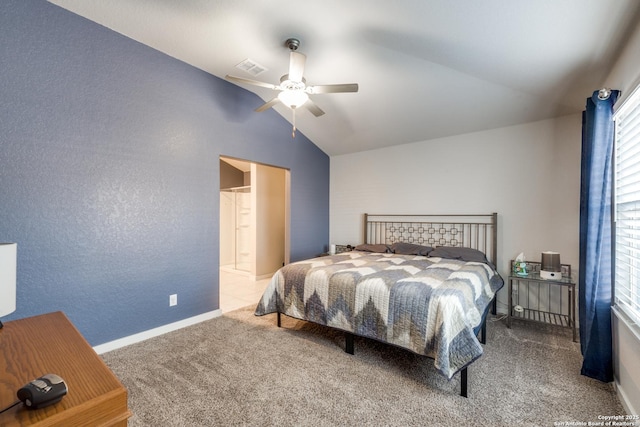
[254,250,504,379]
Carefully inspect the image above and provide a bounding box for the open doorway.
[219,156,290,312]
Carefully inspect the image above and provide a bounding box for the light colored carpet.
[101,306,623,426]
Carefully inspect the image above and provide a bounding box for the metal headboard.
[363,213,498,266]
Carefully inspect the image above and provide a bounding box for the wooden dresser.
[0,311,131,426]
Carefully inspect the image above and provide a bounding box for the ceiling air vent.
[235,58,267,76]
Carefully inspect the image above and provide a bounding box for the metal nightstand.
[507,260,577,342]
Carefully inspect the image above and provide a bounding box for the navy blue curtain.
[579,89,619,382]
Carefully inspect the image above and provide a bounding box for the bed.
[254,213,503,397]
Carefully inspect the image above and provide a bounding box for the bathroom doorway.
[219,156,289,312]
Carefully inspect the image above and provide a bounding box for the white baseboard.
[93,309,222,355]
[219,266,274,281]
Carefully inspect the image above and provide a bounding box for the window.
[614,86,640,325]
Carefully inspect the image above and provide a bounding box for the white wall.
[603,19,640,417]
[612,308,640,415]
[330,113,582,311]
[219,191,235,267]
[604,21,640,104]
[253,163,286,279]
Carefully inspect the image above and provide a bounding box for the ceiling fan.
[225,38,359,137]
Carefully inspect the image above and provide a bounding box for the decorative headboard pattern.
[363,213,498,266]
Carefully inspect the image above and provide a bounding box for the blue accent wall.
[0,0,329,345]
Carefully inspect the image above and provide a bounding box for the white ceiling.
[49,0,640,156]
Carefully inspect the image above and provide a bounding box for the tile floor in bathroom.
[219,268,271,313]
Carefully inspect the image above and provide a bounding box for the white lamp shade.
[0,243,17,317]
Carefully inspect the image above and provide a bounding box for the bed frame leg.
[477,295,495,345]
[460,367,468,398]
[345,332,354,355]
[277,312,281,328]
[492,297,497,315]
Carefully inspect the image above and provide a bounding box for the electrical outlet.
[169,294,177,307]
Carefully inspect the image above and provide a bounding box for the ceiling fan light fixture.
[278,89,309,108]
[225,36,356,129]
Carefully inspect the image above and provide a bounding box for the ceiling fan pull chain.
[292,108,296,138]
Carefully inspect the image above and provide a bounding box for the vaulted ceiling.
[49,0,640,156]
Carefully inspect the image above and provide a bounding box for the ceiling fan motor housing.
[285,38,300,51]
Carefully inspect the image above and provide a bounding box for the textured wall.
[0,0,329,345]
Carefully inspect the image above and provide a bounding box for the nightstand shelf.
[511,307,571,327]
[507,260,577,342]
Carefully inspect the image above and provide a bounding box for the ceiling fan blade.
[307,83,359,94]
[304,98,325,117]
[255,97,281,112]
[225,75,277,90]
[288,51,306,82]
